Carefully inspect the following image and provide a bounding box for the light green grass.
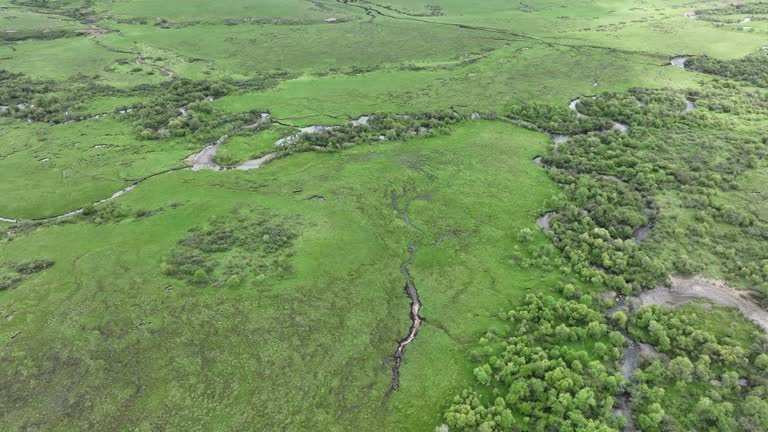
[0,121,566,431]
[93,0,350,21]
[215,44,700,126]
[0,118,190,219]
[214,128,287,166]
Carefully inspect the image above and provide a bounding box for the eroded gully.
[386,188,426,397]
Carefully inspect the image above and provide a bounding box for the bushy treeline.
[688,52,768,88]
[284,111,462,152]
[506,102,614,135]
[629,305,768,431]
[695,3,768,22]
[162,207,300,288]
[444,293,627,432]
[0,29,76,42]
[0,258,54,291]
[530,84,768,293]
[123,78,273,143]
[0,70,118,123]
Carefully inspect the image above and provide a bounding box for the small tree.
[669,356,694,382]
[755,353,768,372]
[193,269,209,286]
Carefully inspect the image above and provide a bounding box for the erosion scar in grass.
[387,188,426,396]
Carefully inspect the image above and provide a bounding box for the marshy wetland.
[2,1,768,431]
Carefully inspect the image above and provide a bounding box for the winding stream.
[185,113,272,171]
[670,56,688,69]
[1,167,187,225]
[568,97,629,132]
[2,114,377,223]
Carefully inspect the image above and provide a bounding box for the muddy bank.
[274,115,372,147]
[550,134,571,145]
[185,114,271,171]
[536,211,555,232]
[568,98,588,119]
[632,225,651,243]
[684,99,695,113]
[389,240,423,395]
[234,153,277,171]
[639,275,768,334]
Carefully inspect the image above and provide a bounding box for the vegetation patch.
[444,293,627,431]
[0,258,54,291]
[629,305,768,431]
[162,206,301,288]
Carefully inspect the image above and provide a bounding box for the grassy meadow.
[1,0,768,430]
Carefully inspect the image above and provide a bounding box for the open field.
[2,0,768,431]
[0,121,577,430]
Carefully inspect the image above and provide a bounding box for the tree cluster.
[629,305,768,431]
[161,207,300,288]
[444,294,627,432]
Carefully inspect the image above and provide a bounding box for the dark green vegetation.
[1,0,768,431]
[445,294,627,431]
[530,84,768,295]
[0,258,53,291]
[630,305,768,431]
[688,52,768,88]
[163,207,300,287]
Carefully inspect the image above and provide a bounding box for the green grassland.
[0,121,574,430]
[0,117,190,219]
[1,0,768,430]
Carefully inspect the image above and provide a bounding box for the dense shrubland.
[0,258,54,291]
[449,55,768,431]
[629,305,768,431]
[444,293,627,432]
[0,70,116,123]
[695,3,768,23]
[0,70,275,147]
[688,52,768,89]
[515,83,768,294]
[123,79,270,142]
[506,102,614,134]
